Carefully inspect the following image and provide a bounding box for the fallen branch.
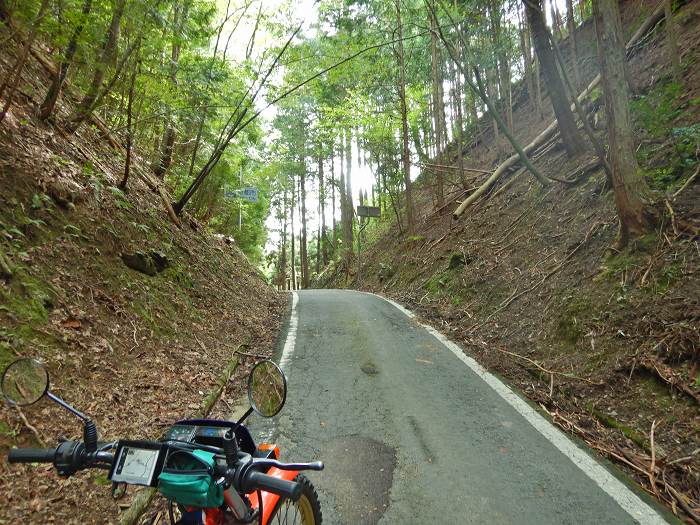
[666,484,700,523]
[15,406,45,447]
[469,223,600,332]
[234,348,268,359]
[489,167,526,202]
[638,357,700,405]
[433,186,478,215]
[496,347,603,386]
[0,245,13,279]
[673,165,699,199]
[664,199,679,237]
[649,420,658,496]
[418,161,492,175]
[453,2,668,220]
[548,410,700,523]
[133,167,182,228]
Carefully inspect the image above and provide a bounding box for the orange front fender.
[247,467,300,525]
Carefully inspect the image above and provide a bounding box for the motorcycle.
[2,358,323,525]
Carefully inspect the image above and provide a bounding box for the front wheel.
[267,474,322,525]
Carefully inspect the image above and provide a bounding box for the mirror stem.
[46,392,97,452]
[235,407,254,427]
[46,391,90,422]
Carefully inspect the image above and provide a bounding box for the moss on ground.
[586,403,649,451]
[555,295,592,348]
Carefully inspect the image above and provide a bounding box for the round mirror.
[2,358,49,406]
[247,360,287,418]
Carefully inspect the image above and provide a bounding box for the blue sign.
[224,188,259,203]
[240,188,259,202]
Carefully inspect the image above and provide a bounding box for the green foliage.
[633,80,698,190]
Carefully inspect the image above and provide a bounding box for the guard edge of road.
[366,291,672,525]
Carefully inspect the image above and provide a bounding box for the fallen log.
[418,161,492,175]
[453,2,668,220]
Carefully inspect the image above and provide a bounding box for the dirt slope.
[0,29,285,524]
[326,0,700,520]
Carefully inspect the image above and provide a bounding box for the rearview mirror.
[247,360,287,418]
[2,358,49,406]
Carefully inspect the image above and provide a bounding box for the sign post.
[355,205,381,285]
[222,169,259,232]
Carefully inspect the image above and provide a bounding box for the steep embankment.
[0,30,285,525]
[327,0,700,518]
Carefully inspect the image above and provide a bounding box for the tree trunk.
[429,6,444,207]
[525,0,585,157]
[338,136,348,254]
[300,163,309,289]
[319,155,328,266]
[316,196,321,276]
[592,0,652,246]
[396,0,416,235]
[549,0,564,42]
[299,166,309,288]
[153,2,189,179]
[343,129,354,254]
[119,52,139,190]
[280,185,288,290]
[664,0,682,83]
[290,175,297,290]
[548,29,613,184]
[0,0,50,124]
[39,0,93,120]
[487,65,500,143]
[490,0,513,133]
[566,0,582,90]
[331,153,337,257]
[65,0,126,133]
[520,9,544,118]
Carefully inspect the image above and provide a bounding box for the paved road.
[247,290,674,524]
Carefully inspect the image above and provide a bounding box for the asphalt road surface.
[247,290,675,525]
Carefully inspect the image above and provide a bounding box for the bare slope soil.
[0,29,284,524]
[326,0,700,520]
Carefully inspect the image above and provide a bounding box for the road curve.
[247,290,675,524]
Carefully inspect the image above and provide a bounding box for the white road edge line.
[279,291,299,375]
[372,292,669,525]
[256,292,299,444]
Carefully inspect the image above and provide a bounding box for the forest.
[0,0,699,523]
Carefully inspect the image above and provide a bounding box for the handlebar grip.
[243,471,302,501]
[8,447,56,464]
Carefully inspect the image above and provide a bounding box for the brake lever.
[253,459,324,472]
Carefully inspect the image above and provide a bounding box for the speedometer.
[164,424,197,443]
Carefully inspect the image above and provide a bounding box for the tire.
[268,474,322,525]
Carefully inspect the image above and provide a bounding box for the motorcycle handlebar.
[242,470,302,501]
[8,447,56,464]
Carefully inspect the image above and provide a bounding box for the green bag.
[158,449,224,508]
